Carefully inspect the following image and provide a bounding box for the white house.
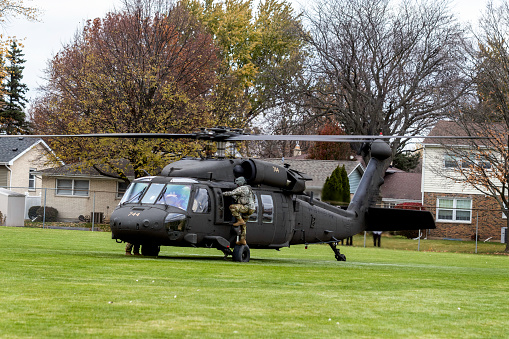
[422,120,506,241]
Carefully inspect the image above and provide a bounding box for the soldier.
[223,176,256,245]
[125,242,141,256]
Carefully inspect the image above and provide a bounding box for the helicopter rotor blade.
[224,134,490,143]
[0,132,489,142]
[0,133,194,139]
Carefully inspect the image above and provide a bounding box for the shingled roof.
[380,169,422,201]
[37,159,136,179]
[424,120,508,146]
[0,137,45,164]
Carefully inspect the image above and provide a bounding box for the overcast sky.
[2,0,490,104]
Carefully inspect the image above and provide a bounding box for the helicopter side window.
[261,194,274,223]
[192,188,210,213]
[247,194,258,222]
[120,182,149,204]
[141,183,166,204]
[156,184,191,210]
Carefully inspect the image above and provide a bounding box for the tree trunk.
[505,218,509,253]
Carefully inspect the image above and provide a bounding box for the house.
[36,162,134,222]
[422,120,506,241]
[263,158,365,199]
[0,137,53,193]
[0,137,56,220]
[380,167,422,208]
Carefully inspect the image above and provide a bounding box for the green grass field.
[1,227,508,338]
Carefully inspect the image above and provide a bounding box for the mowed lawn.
[1,227,508,338]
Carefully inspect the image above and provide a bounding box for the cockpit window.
[141,183,166,204]
[156,184,192,210]
[120,182,149,204]
[192,188,210,213]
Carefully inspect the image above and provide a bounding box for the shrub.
[36,206,59,222]
[28,206,41,219]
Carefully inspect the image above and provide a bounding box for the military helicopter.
[2,127,447,262]
[102,127,437,262]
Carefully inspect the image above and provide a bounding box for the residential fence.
[1,186,507,251]
[2,186,121,231]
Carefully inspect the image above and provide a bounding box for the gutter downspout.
[6,164,12,189]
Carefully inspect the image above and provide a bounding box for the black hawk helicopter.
[3,127,454,262]
[101,127,437,262]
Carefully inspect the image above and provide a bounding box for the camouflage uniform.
[125,242,140,255]
[223,178,255,245]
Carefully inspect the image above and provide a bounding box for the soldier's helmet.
[235,176,247,186]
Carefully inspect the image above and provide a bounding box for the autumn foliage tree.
[186,0,306,127]
[30,0,219,181]
[307,123,351,160]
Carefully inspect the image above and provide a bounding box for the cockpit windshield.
[119,182,149,204]
[119,180,192,210]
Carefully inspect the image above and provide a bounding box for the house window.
[117,181,129,199]
[444,155,458,168]
[436,198,472,222]
[29,168,36,190]
[444,155,470,169]
[56,179,89,196]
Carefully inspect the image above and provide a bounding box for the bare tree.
[300,0,471,161]
[432,0,509,251]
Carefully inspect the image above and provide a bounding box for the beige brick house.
[36,163,134,222]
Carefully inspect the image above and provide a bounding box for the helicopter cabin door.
[190,185,213,226]
[245,191,276,246]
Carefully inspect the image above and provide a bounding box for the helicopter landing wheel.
[232,244,250,262]
[329,242,346,261]
[141,244,160,256]
[336,253,346,261]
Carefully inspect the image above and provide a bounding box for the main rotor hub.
[196,127,246,141]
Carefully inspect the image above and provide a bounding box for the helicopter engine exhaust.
[238,159,289,188]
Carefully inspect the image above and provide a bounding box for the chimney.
[293,142,302,157]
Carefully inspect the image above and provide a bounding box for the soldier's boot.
[125,251,132,256]
[232,217,245,226]
[133,252,141,256]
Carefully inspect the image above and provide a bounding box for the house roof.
[37,159,135,179]
[0,137,45,164]
[263,158,364,189]
[380,171,422,201]
[424,120,508,146]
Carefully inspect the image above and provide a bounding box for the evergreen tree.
[321,165,350,204]
[393,151,421,172]
[340,165,350,203]
[0,53,7,120]
[0,41,28,134]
